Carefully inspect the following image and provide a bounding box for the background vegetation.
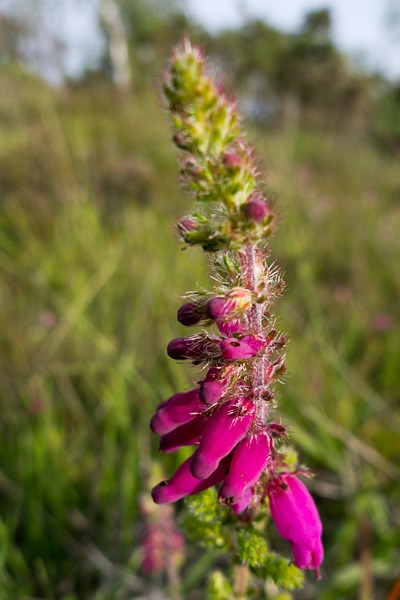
[0,1,399,598]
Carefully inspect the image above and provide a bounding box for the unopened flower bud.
[245,197,270,223]
[206,288,252,321]
[223,152,241,170]
[177,301,207,327]
[176,216,199,236]
[167,336,221,364]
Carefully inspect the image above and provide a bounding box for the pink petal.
[219,432,271,499]
[151,456,228,504]
[158,414,207,453]
[150,388,203,435]
[190,398,255,479]
[231,486,255,514]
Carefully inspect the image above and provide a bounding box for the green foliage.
[237,529,269,568]
[181,490,231,551]
[182,490,304,593]
[207,570,234,600]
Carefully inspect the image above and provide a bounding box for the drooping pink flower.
[190,398,255,479]
[151,455,229,504]
[150,388,203,435]
[267,473,323,576]
[158,414,208,453]
[219,432,271,500]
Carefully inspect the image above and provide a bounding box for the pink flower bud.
[159,414,207,453]
[206,297,234,320]
[176,216,199,235]
[150,388,203,435]
[223,152,241,170]
[267,474,323,575]
[245,197,270,222]
[151,455,228,504]
[206,288,252,321]
[177,301,207,327]
[219,432,271,499]
[190,398,255,479]
[220,336,264,361]
[167,338,195,360]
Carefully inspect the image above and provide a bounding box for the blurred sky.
[186,0,400,78]
[2,0,399,81]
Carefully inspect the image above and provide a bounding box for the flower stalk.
[150,37,323,581]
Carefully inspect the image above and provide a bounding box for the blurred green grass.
[0,67,399,599]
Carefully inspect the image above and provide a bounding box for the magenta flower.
[219,432,271,500]
[152,456,228,504]
[158,414,207,453]
[267,474,323,577]
[220,336,264,361]
[231,486,255,514]
[190,398,255,479]
[150,40,324,583]
[150,388,203,435]
[199,379,226,404]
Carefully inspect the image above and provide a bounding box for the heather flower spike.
[150,38,323,578]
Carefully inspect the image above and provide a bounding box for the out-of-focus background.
[0,0,399,598]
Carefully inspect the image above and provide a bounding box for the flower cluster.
[150,38,323,577]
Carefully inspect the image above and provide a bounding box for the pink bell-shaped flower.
[150,389,203,435]
[190,398,255,479]
[267,473,323,577]
[151,456,228,504]
[158,414,207,453]
[219,432,271,500]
